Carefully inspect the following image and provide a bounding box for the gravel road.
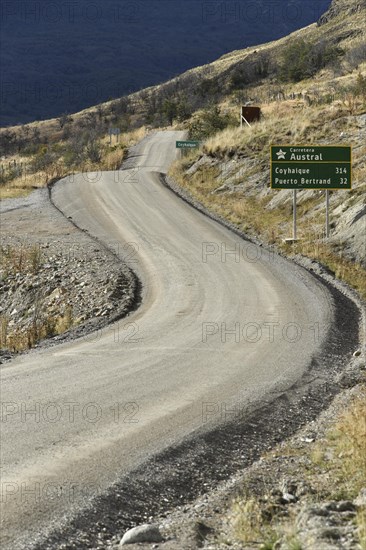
[0,131,360,549]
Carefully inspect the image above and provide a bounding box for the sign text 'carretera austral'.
[270,145,352,190]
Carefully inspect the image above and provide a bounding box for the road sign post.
[325,190,330,239]
[176,140,200,158]
[270,145,352,239]
[109,128,121,145]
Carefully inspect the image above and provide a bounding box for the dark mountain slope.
[0,0,330,126]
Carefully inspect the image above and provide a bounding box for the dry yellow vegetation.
[0,126,147,200]
[225,389,366,548]
[0,244,75,351]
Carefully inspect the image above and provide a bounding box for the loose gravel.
[0,188,140,362]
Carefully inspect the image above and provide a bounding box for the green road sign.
[270,145,352,190]
[176,140,200,149]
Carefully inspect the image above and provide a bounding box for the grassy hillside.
[164,0,366,291]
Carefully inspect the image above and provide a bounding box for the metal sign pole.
[325,190,330,238]
[241,115,251,128]
[293,189,297,240]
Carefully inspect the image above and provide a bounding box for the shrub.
[31,147,57,172]
[188,106,236,140]
[58,113,73,129]
[279,39,344,82]
[161,99,178,125]
[345,41,366,70]
[355,72,366,101]
[86,140,103,163]
[231,53,271,89]
[196,78,220,98]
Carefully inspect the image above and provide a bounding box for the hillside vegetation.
[166,0,366,293]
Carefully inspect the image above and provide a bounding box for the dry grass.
[289,239,366,299]
[308,390,366,545]
[170,89,366,300]
[230,497,276,546]
[226,389,366,548]
[332,391,366,497]
[120,126,147,147]
[0,126,147,200]
[171,159,366,298]
[307,390,366,500]
[0,310,74,352]
[0,244,76,351]
[0,187,33,199]
[358,506,366,550]
[203,98,365,158]
[0,244,43,276]
[97,126,147,171]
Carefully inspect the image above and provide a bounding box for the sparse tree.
[355,72,366,101]
[345,42,366,70]
[279,39,344,82]
[162,99,178,125]
[85,140,102,163]
[188,105,236,140]
[58,113,73,129]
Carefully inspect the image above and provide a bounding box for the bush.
[188,106,236,140]
[176,97,192,122]
[279,39,344,82]
[31,147,57,171]
[196,78,220,98]
[85,140,103,163]
[231,53,271,89]
[0,168,18,186]
[345,42,366,70]
[355,72,366,100]
[0,130,19,156]
[156,96,193,125]
[111,97,130,116]
[161,99,177,125]
[58,113,73,129]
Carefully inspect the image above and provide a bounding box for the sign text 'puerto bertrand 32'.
[270,145,352,190]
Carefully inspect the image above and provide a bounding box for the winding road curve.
[0,131,334,548]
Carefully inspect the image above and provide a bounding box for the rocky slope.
[0,189,138,358]
[318,0,366,24]
[170,107,365,273]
